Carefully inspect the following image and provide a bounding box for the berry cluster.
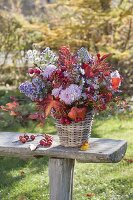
[39,134,53,147]
[19,134,35,143]
[28,68,41,75]
[18,133,53,147]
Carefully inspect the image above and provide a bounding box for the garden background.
[0,0,133,199]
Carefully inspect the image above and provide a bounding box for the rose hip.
[28,68,34,74]
[30,135,35,141]
[34,68,41,74]
[21,137,27,143]
[24,135,29,141]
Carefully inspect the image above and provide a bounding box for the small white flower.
[35,57,41,63]
[27,50,33,56]
[111,70,120,78]
[86,79,92,84]
[79,67,85,75]
[93,84,99,89]
[33,50,38,55]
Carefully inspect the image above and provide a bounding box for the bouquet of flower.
[19,47,121,125]
[19,46,121,125]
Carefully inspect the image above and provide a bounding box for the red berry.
[30,135,35,141]
[19,136,23,141]
[28,68,34,74]
[21,137,27,143]
[34,68,41,74]
[47,140,52,145]
[40,139,47,146]
[44,134,50,140]
[24,135,29,141]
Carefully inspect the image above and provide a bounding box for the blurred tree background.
[0,0,133,95]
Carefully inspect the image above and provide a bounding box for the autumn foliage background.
[0,0,133,96]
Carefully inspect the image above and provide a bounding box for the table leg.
[49,158,75,200]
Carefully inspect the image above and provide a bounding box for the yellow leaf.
[80,142,90,151]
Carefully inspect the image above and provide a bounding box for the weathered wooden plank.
[49,158,75,200]
[0,132,127,163]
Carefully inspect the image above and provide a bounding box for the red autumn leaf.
[97,53,101,60]
[83,64,94,78]
[68,107,87,120]
[10,111,19,116]
[44,95,66,118]
[111,77,121,90]
[0,105,8,111]
[0,101,19,112]
[6,101,19,110]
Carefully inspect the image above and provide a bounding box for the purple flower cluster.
[19,78,45,100]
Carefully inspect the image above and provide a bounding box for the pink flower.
[59,84,82,105]
[41,65,57,78]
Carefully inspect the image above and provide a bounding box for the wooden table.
[0,132,127,200]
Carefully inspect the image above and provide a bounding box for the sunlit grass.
[0,114,133,200]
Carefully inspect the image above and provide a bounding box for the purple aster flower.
[41,64,57,78]
[59,84,82,105]
[77,47,93,63]
[19,80,45,101]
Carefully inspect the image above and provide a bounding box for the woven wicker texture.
[55,111,94,147]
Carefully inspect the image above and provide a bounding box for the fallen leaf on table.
[80,142,90,151]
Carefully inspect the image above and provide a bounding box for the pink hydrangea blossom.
[59,84,82,105]
[41,65,57,78]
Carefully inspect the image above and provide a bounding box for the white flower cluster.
[26,47,58,66]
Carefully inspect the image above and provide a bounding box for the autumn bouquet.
[18,47,121,147]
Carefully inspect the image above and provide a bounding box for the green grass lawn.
[0,115,133,200]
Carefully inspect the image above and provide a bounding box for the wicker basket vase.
[55,111,94,147]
